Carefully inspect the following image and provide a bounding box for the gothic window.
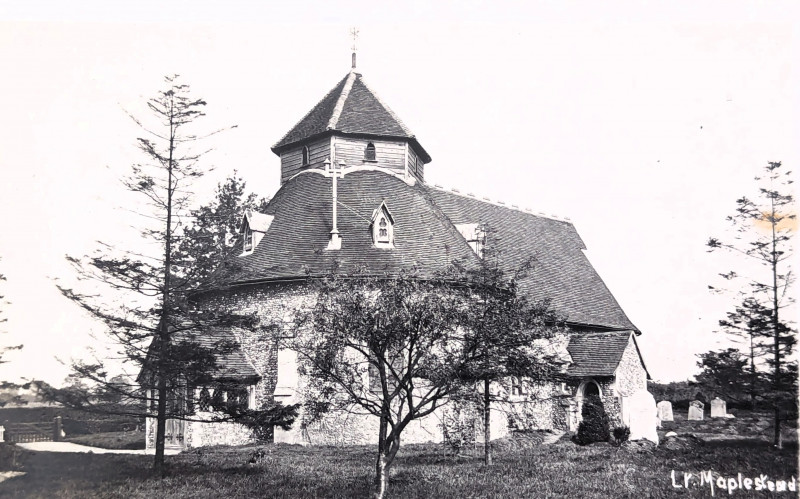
[364,142,376,161]
[511,377,528,396]
[198,387,211,411]
[243,224,253,253]
[378,218,388,240]
[301,145,310,166]
[211,387,224,410]
[371,202,394,248]
[185,386,195,414]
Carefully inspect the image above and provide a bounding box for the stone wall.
[614,337,648,397]
[145,413,257,449]
[185,418,254,448]
[196,281,316,411]
[186,283,643,446]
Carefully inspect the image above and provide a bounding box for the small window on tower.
[364,142,376,161]
[301,145,310,166]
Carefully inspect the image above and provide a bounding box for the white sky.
[0,1,797,385]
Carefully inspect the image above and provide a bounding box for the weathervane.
[350,27,359,69]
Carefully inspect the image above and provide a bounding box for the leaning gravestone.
[657,401,673,422]
[688,400,704,420]
[628,390,659,445]
[710,397,727,418]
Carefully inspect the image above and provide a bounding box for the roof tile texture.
[272,72,417,152]
[566,331,632,377]
[425,188,638,331]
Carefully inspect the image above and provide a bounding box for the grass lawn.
[0,435,797,498]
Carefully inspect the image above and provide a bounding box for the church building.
[144,61,649,450]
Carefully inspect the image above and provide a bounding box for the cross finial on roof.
[350,27,359,69]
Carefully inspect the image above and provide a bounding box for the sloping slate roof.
[336,77,412,137]
[271,72,430,161]
[271,74,350,151]
[137,328,259,384]
[174,329,260,381]
[209,170,479,284]
[566,331,632,377]
[425,188,639,331]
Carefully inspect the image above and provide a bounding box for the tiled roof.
[174,328,260,382]
[207,170,479,285]
[566,331,632,377]
[241,210,273,233]
[425,188,639,331]
[137,328,260,384]
[204,168,638,333]
[271,72,430,162]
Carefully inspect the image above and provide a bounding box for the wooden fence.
[2,417,62,443]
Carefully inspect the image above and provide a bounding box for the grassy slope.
[0,437,796,498]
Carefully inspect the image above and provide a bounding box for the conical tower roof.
[271,71,431,163]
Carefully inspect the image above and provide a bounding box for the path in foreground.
[18,441,181,455]
[1,436,797,498]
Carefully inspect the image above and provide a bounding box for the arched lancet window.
[378,217,388,241]
[371,202,394,248]
[364,142,376,161]
[301,145,310,166]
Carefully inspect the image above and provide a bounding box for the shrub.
[575,395,610,445]
[610,426,630,446]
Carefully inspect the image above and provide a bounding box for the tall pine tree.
[707,161,797,448]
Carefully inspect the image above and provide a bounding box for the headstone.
[688,400,704,420]
[710,397,727,418]
[657,401,674,422]
[627,389,659,445]
[0,425,4,442]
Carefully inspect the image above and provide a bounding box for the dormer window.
[301,145,310,166]
[364,142,376,162]
[455,223,485,258]
[243,224,254,253]
[371,202,394,248]
[239,210,274,256]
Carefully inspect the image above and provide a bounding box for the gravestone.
[657,401,673,422]
[710,397,727,418]
[627,390,659,445]
[688,400,704,420]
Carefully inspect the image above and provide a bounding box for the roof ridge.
[327,71,358,130]
[427,183,572,223]
[356,74,415,137]
[272,73,349,150]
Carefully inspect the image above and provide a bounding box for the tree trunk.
[483,378,492,466]
[374,415,389,499]
[154,363,167,474]
[154,103,176,472]
[749,337,757,411]
[770,200,782,449]
[374,451,389,499]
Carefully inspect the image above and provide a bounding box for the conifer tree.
[707,161,797,448]
[57,77,294,472]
